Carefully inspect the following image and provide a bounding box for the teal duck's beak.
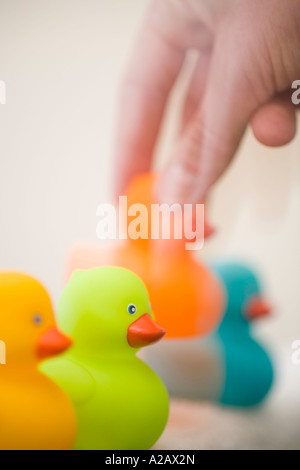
[245,297,272,320]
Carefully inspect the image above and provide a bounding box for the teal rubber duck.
[212,261,274,407]
[41,267,169,450]
[143,262,274,408]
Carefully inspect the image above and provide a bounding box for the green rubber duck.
[40,267,169,450]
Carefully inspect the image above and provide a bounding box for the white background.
[0,0,299,449]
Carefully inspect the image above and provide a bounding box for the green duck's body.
[45,352,168,450]
[41,267,169,450]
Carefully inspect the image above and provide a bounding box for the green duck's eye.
[32,314,43,325]
[128,304,137,315]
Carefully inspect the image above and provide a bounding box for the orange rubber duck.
[0,272,76,450]
[67,173,224,338]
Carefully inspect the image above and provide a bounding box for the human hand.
[114,0,300,204]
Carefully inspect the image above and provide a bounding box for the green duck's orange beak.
[127,314,166,348]
[37,327,73,359]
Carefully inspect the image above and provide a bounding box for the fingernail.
[204,219,216,239]
[156,161,207,205]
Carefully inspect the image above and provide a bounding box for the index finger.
[113,10,184,198]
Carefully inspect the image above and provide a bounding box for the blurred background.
[0,0,299,449]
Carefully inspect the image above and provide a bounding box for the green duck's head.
[57,266,165,355]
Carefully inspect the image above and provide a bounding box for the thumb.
[157,37,266,204]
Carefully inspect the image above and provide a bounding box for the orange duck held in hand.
[0,272,76,450]
[67,173,225,338]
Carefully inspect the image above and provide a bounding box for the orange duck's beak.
[37,327,73,359]
[127,314,166,348]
